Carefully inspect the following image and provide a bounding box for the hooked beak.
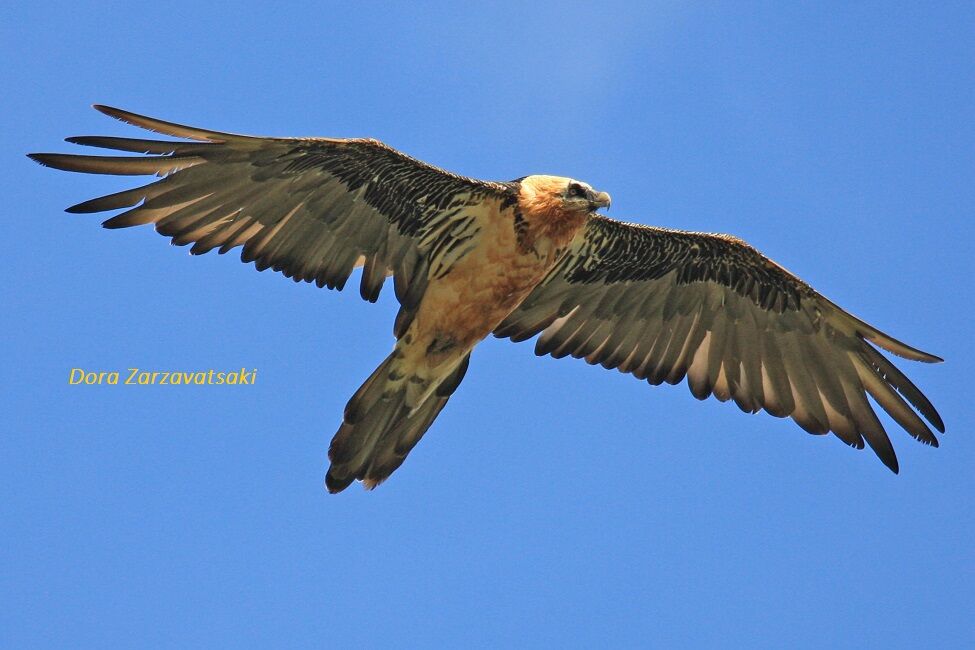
[589,190,612,211]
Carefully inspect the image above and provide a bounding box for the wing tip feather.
[90,103,245,143]
[93,104,134,122]
[884,456,900,474]
[26,152,54,168]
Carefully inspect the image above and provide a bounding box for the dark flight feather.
[497,216,944,471]
[29,105,518,337]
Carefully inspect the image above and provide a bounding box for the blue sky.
[3,2,972,647]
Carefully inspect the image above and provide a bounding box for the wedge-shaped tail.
[326,351,471,492]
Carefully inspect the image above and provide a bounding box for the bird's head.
[517,175,612,218]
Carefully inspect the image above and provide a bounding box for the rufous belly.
[403,219,565,370]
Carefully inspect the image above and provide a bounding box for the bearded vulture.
[29,106,945,491]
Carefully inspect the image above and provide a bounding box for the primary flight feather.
[29,105,945,491]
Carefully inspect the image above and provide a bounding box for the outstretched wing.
[30,105,515,333]
[496,215,945,472]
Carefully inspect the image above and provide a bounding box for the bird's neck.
[517,186,589,252]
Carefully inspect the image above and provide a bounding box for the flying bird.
[29,106,945,491]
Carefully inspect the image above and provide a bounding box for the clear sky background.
[3,2,972,647]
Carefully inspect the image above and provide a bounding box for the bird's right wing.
[496,216,945,472]
[30,105,517,334]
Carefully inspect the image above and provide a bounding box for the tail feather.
[362,396,450,489]
[325,352,470,493]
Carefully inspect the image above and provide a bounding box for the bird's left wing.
[30,106,514,327]
[495,215,944,471]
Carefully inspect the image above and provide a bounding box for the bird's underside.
[29,105,945,491]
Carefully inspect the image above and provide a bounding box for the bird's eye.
[568,183,586,198]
